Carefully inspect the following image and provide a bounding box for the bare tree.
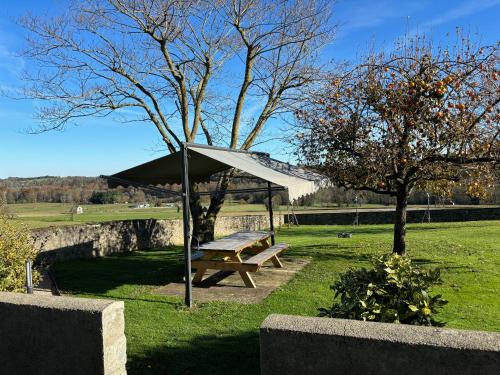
[19,0,335,241]
[296,33,499,254]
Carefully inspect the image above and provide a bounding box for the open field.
[4,202,389,228]
[6,203,181,228]
[52,221,500,375]
[6,202,497,228]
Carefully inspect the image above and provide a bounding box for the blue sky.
[0,0,499,178]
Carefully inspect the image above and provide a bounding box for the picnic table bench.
[191,231,288,288]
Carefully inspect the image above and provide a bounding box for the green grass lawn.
[6,203,181,228]
[52,221,500,375]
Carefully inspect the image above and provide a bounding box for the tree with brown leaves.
[296,33,499,254]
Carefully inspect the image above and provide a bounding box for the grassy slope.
[52,221,500,375]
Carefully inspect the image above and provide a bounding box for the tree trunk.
[189,173,231,245]
[393,185,408,255]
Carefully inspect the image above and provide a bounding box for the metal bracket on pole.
[181,143,193,308]
[267,181,275,246]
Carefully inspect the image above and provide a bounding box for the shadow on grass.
[127,331,259,375]
[290,244,373,263]
[409,257,441,266]
[279,228,363,237]
[278,224,465,238]
[52,247,184,295]
[289,244,441,268]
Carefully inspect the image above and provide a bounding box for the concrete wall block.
[103,335,127,375]
[0,292,127,375]
[260,314,500,375]
[102,302,126,345]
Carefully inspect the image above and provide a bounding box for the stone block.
[260,314,500,375]
[0,292,127,375]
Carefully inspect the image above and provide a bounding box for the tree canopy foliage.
[296,33,499,253]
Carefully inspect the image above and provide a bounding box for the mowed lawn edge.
[52,221,500,375]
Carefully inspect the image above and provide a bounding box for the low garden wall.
[32,214,283,263]
[260,314,500,375]
[0,292,126,375]
[287,207,500,225]
[31,207,498,264]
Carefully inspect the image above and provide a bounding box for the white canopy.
[109,143,327,202]
[189,145,326,201]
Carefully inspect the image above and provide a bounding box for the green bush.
[319,254,447,326]
[89,190,119,204]
[0,212,39,292]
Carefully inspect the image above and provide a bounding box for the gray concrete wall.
[32,214,283,263]
[0,292,126,375]
[288,207,500,225]
[260,314,500,375]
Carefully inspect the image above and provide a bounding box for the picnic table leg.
[270,255,283,268]
[192,268,207,284]
[247,238,271,255]
[192,254,211,284]
[253,237,282,268]
[259,238,270,250]
[234,254,256,288]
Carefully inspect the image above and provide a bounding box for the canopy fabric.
[109,143,327,201]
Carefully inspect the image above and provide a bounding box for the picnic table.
[191,231,288,288]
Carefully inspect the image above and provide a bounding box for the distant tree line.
[201,182,500,207]
[0,176,498,206]
[0,177,152,205]
[293,186,500,207]
[229,185,499,208]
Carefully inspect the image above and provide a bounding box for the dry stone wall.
[31,207,498,264]
[32,214,283,263]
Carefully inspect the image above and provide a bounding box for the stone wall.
[260,314,500,375]
[32,214,283,263]
[287,207,500,225]
[31,207,498,264]
[0,292,126,375]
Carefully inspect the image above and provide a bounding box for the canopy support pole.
[267,181,275,245]
[181,143,193,308]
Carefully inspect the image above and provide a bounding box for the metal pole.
[25,259,33,294]
[426,192,431,223]
[181,143,193,308]
[353,194,359,226]
[267,181,275,245]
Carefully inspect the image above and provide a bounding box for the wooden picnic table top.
[197,231,272,253]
